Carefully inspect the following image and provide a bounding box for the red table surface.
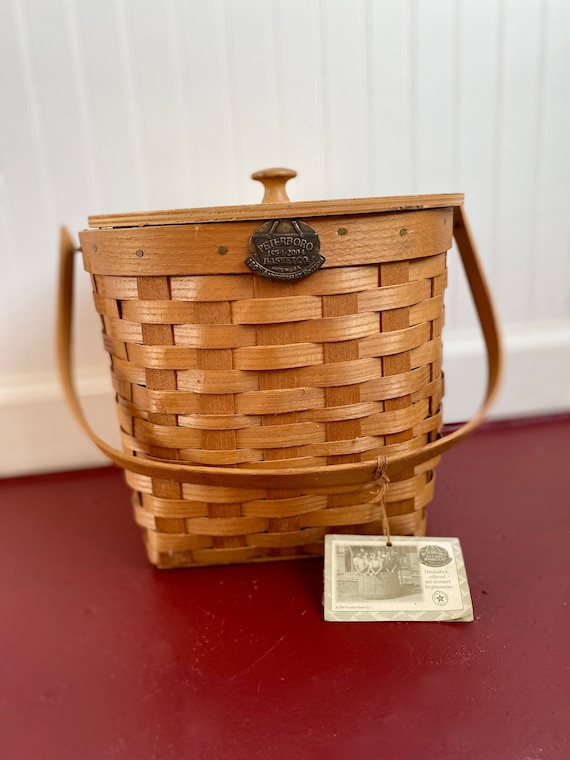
[0,416,568,760]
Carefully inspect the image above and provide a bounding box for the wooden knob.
[251,168,297,204]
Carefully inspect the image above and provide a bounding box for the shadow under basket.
[58,168,502,568]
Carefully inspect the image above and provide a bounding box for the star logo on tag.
[432,591,449,606]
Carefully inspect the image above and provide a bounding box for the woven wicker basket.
[359,573,402,600]
[58,168,502,568]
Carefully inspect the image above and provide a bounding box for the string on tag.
[371,456,391,546]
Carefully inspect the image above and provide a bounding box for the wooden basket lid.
[88,167,464,229]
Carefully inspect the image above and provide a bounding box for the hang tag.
[324,535,473,622]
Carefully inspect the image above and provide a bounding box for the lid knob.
[251,167,297,204]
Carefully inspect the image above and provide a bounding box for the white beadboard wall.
[1,0,569,476]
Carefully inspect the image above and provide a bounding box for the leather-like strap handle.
[57,206,502,490]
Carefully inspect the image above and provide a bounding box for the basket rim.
[87,193,464,229]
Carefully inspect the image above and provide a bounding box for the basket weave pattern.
[82,210,451,567]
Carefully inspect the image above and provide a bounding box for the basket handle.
[57,205,502,490]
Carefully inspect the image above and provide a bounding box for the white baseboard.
[0,370,120,477]
[442,320,570,422]
[2,322,569,477]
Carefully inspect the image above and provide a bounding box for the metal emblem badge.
[246,219,324,281]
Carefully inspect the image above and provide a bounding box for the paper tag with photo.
[324,535,473,622]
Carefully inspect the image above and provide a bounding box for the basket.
[58,168,502,568]
[359,573,402,600]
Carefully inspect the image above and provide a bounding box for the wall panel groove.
[115,0,151,208]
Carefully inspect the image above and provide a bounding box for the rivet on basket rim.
[218,245,228,255]
[399,228,407,237]
[135,249,144,257]
[92,244,97,252]
[337,227,347,236]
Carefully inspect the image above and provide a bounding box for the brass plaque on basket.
[246,219,324,281]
